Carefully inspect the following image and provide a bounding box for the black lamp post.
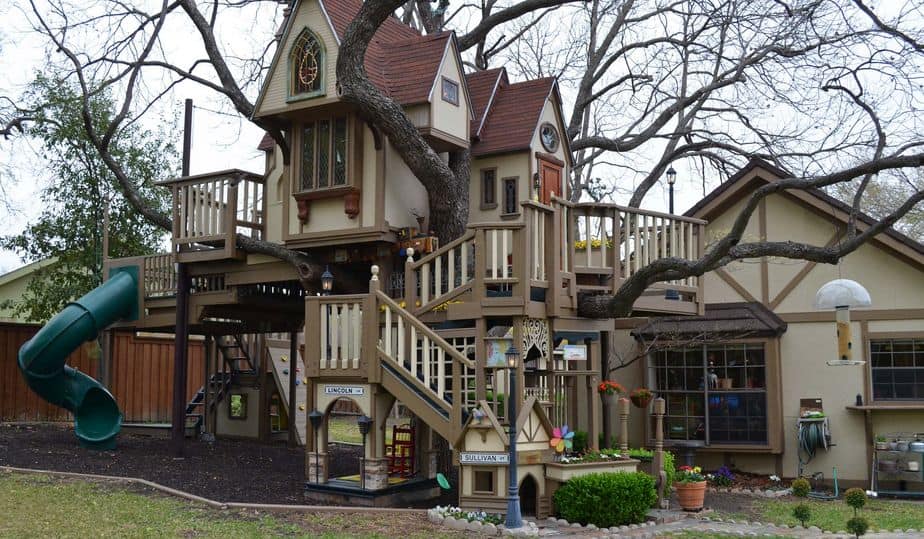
[308,409,324,484]
[321,266,334,296]
[504,345,523,529]
[357,414,373,491]
[666,166,677,215]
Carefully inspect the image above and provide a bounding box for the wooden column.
[652,397,667,507]
[288,329,298,447]
[618,397,630,451]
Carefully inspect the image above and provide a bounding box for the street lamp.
[504,345,523,529]
[308,409,324,484]
[357,414,374,490]
[321,266,334,296]
[666,166,677,215]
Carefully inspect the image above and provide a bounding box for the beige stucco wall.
[383,140,430,230]
[690,183,924,481]
[264,147,285,244]
[255,0,339,117]
[216,386,261,439]
[0,269,32,323]
[468,153,531,224]
[430,45,469,143]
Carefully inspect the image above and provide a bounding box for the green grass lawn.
[0,472,459,539]
[722,497,924,532]
[327,416,399,445]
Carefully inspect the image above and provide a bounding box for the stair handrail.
[404,229,476,315]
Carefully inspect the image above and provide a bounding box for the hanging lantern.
[814,279,871,366]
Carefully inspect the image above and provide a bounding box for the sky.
[0,1,713,275]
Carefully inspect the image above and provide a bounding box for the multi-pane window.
[442,78,459,105]
[503,177,518,215]
[650,344,768,445]
[300,116,348,191]
[481,169,496,208]
[871,338,924,400]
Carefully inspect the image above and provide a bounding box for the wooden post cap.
[371,265,379,280]
[653,397,666,415]
[618,397,631,415]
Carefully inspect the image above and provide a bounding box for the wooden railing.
[305,295,368,375]
[143,254,177,297]
[164,169,265,261]
[404,230,475,315]
[558,198,707,289]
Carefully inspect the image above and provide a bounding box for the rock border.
[427,507,539,537]
[708,486,791,498]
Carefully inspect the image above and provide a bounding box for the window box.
[545,459,639,483]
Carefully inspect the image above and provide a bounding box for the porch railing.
[163,169,265,261]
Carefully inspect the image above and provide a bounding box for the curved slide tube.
[18,269,138,449]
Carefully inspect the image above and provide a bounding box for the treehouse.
[101,0,706,514]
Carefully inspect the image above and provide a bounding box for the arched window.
[290,29,324,97]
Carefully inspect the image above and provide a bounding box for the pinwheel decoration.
[550,425,574,453]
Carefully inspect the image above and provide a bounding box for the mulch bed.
[0,423,372,505]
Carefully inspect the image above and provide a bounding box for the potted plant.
[675,465,707,511]
[598,380,625,397]
[874,435,888,451]
[630,387,654,408]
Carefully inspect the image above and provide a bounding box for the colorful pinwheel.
[550,425,574,453]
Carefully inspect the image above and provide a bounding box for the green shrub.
[627,448,653,460]
[662,451,676,498]
[846,516,869,538]
[553,472,656,528]
[791,478,811,498]
[844,488,867,513]
[572,430,588,454]
[792,503,811,527]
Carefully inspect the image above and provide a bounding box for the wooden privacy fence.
[0,324,204,423]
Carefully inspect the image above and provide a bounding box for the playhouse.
[13,0,707,513]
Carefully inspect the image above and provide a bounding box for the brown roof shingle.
[465,68,508,137]
[472,77,554,157]
[632,302,787,341]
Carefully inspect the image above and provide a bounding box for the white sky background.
[1,1,913,273]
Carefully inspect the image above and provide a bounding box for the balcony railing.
[162,169,265,262]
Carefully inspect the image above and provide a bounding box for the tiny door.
[539,159,562,204]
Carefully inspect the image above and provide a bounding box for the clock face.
[540,123,559,152]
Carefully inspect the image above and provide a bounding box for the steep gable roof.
[472,77,555,157]
[465,67,508,138]
[686,157,924,265]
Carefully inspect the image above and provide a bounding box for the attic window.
[441,78,459,106]
[290,28,324,98]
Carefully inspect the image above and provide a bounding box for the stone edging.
[427,508,540,537]
[0,465,423,514]
[546,516,660,535]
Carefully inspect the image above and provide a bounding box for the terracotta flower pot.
[675,481,707,511]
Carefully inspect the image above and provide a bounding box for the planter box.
[545,458,640,483]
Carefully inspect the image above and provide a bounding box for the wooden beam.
[758,199,769,305]
[769,228,842,310]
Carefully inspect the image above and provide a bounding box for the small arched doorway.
[519,474,538,517]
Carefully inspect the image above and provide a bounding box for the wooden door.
[539,159,562,204]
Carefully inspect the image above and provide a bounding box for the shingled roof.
[465,68,508,138]
[632,302,787,341]
[471,76,556,157]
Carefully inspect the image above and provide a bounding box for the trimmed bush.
[553,472,656,528]
[662,451,676,498]
[844,488,867,512]
[792,503,811,527]
[791,478,811,498]
[572,430,588,454]
[846,516,869,538]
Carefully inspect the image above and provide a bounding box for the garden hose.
[799,420,827,463]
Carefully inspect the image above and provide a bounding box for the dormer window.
[290,28,324,98]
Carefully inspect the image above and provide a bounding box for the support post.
[170,262,190,457]
[652,397,667,508]
[288,329,298,447]
[619,396,630,451]
[505,360,522,529]
[170,98,193,458]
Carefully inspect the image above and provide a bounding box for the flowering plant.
[675,465,706,484]
[709,465,734,487]
[434,506,503,525]
[597,380,625,395]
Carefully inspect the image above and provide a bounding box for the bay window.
[299,116,349,192]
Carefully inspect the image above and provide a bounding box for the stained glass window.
[291,30,323,96]
[300,124,315,191]
[317,119,330,188]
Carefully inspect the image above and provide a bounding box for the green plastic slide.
[17,268,139,449]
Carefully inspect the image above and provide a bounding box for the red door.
[539,159,562,204]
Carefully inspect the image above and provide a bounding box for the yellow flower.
[693,466,702,473]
